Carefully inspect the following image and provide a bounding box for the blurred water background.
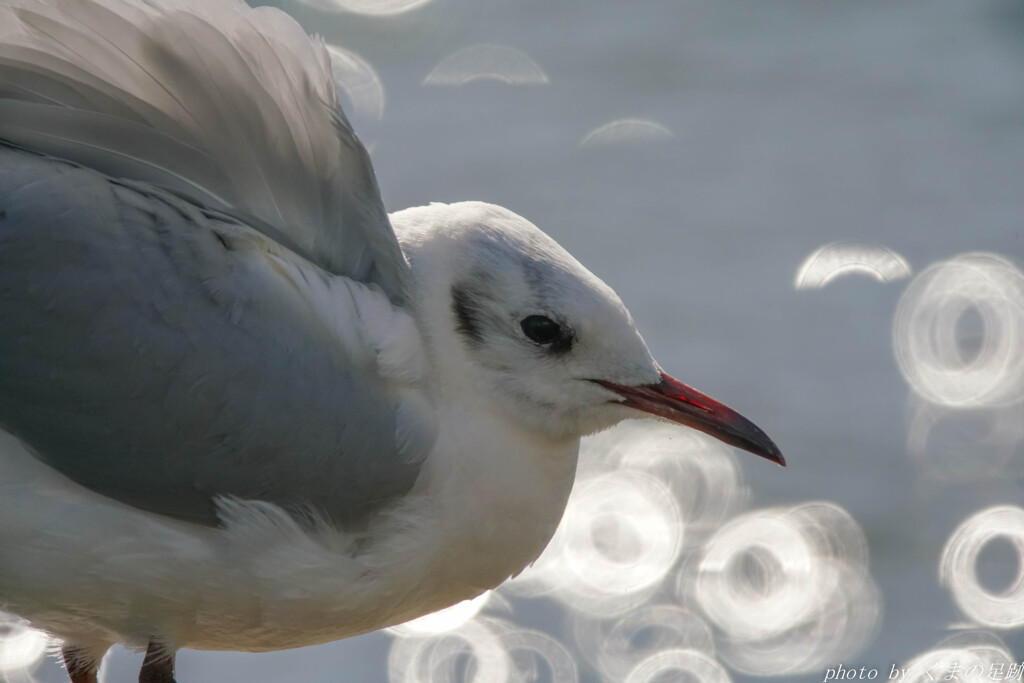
[6,0,1024,681]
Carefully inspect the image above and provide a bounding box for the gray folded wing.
[0,147,420,527]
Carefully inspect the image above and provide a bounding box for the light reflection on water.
[501,424,744,617]
[326,44,386,121]
[940,506,1024,629]
[906,398,1024,483]
[570,605,715,683]
[293,0,434,17]
[387,592,493,637]
[623,648,732,683]
[899,632,1016,683]
[505,468,683,617]
[692,503,880,676]
[423,46,550,87]
[793,242,912,290]
[0,612,47,683]
[387,617,577,683]
[388,618,512,683]
[500,629,579,683]
[893,252,1024,409]
[579,120,676,148]
[595,425,748,540]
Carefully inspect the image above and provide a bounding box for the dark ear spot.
[451,284,484,345]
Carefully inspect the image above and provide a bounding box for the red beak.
[595,372,785,466]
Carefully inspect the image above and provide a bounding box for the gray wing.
[0,146,421,527]
[0,0,409,299]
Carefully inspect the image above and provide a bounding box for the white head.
[390,202,783,462]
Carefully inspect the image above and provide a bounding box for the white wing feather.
[0,0,408,296]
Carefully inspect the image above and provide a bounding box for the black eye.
[520,315,562,345]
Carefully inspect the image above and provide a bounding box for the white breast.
[0,405,578,653]
[399,399,580,608]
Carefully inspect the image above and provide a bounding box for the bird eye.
[520,315,562,345]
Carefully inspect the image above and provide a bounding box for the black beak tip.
[765,443,786,467]
[739,426,786,467]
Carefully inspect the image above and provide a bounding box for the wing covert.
[0,146,424,527]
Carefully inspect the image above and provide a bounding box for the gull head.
[391,201,782,464]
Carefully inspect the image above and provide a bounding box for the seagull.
[0,1,783,682]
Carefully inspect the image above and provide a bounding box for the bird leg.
[139,641,176,683]
[62,645,99,683]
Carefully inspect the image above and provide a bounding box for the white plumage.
[0,2,782,681]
